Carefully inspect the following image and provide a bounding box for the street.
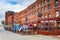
[0,26,60,40]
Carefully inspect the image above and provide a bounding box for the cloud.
[0,0,36,24]
[15,0,36,7]
[0,2,23,24]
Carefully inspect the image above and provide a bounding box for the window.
[32,7,33,10]
[48,4,51,10]
[30,19,32,22]
[45,23,48,31]
[44,6,46,11]
[38,24,41,27]
[45,14,47,18]
[59,23,60,27]
[41,24,45,30]
[38,12,42,17]
[50,23,53,31]
[32,19,36,22]
[25,16,28,21]
[48,13,51,18]
[32,12,35,15]
[44,15,45,18]
[33,6,35,9]
[58,23,60,29]
[38,1,42,7]
[38,9,40,12]
[48,0,50,3]
[56,10,59,17]
[55,0,58,7]
[41,8,43,12]
[42,15,44,19]
[44,0,46,4]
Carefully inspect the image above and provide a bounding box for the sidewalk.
[53,35,60,38]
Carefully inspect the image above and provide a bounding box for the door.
[58,23,60,29]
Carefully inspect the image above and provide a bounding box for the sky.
[0,0,36,25]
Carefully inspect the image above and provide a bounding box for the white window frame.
[56,10,59,17]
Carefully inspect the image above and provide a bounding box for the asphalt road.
[0,25,60,40]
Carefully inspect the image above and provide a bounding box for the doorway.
[58,23,60,29]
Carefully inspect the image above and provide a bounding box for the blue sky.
[0,0,36,24]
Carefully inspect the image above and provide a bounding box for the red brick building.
[5,0,60,35]
[5,11,15,30]
[36,0,60,35]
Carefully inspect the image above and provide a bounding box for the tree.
[1,20,5,25]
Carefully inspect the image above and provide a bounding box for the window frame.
[48,13,51,18]
[48,0,50,3]
[44,6,46,11]
[55,0,58,7]
[44,0,46,4]
[55,10,59,17]
[48,4,51,10]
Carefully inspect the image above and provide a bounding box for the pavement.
[52,35,60,38]
[0,25,60,40]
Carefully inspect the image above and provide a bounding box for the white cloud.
[0,0,36,24]
[16,0,36,7]
[0,2,24,24]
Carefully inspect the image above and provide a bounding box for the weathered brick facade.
[5,0,60,35]
[5,11,15,28]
